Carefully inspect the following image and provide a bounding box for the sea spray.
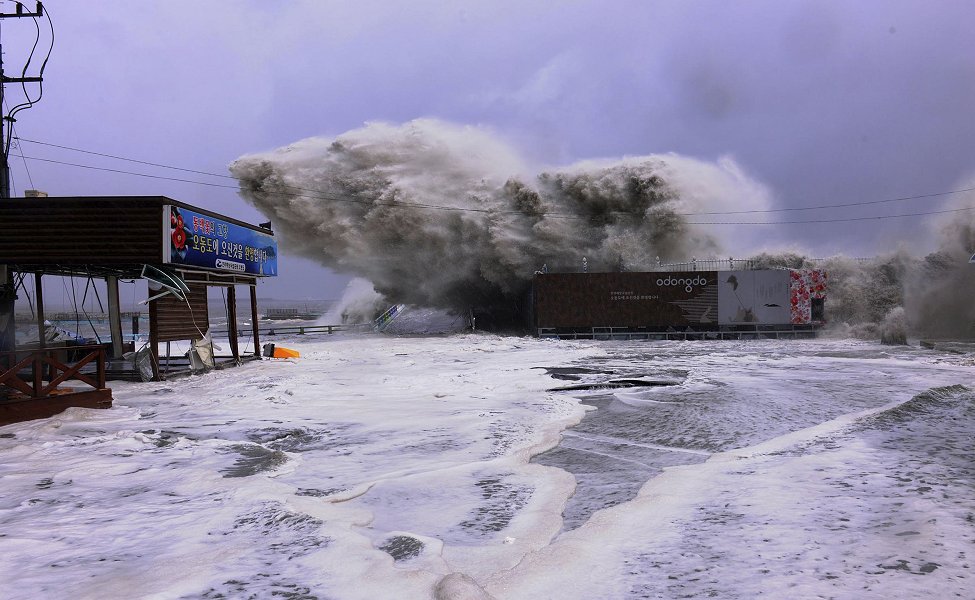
[233,120,975,339]
[317,277,385,325]
[900,184,975,338]
[747,247,975,340]
[880,306,908,345]
[231,119,772,325]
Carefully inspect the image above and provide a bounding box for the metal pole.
[0,4,49,353]
[227,285,239,362]
[0,40,8,200]
[250,284,260,358]
[0,2,49,199]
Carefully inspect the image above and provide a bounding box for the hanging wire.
[2,103,36,190]
[182,289,208,340]
[11,124,33,189]
[14,273,34,319]
[62,275,79,334]
[0,1,54,200]
[15,149,975,225]
[79,273,103,343]
[5,3,54,121]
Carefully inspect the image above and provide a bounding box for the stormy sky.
[4,0,974,300]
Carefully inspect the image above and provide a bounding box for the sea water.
[0,336,971,599]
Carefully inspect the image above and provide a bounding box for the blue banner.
[165,205,278,276]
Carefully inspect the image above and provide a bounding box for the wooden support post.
[32,354,42,397]
[97,346,106,389]
[250,284,260,358]
[227,285,239,361]
[106,276,124,359]
[0,265,15,356]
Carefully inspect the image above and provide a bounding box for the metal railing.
[648,256,875,272]
[208,323,373,338]
[375,304,407,332]
[651,258,759,272]
[538,324,821,341]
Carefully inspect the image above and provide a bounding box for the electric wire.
[18,152,975,225]
[20,154,235,189]
[680,186,975,216]
[686,204,975,225]
[65,275,79,335]
[11,97,975,227]
[6,4,54,120]
[79,273,103,344]
[17,138,975,220]
[1,1,54,188]
[17,136,239,180]
[10,13,40,115]
[4,98,35,189]
[12,125,33,189]
[17,154,504,212]
[14,273,34,319]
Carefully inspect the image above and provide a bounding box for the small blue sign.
[165,205,277,276]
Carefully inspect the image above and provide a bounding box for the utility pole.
[0,1,45,199]
[0,2,45,355]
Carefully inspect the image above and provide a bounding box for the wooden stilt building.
[0,196,277,425]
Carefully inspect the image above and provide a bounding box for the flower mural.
[790,269,828,324]
[170,206,188,261]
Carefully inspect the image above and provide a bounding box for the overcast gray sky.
[3,0,974,300]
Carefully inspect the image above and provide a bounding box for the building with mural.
[533,268,827,339]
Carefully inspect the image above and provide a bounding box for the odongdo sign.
[164,205,277,276]
[656,275,709,293]
[534,271,719,328]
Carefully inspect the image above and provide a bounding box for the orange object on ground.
[273,346,300,359]
[262,343,300,359]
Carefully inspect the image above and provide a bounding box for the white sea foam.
[1,336,972,599]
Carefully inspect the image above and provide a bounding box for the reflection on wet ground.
[534,393,711,531]
[533,342,966,532]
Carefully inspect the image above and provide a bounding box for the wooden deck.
[0,345,113,426]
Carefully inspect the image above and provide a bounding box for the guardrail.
[650,256,875,272]
[209,323,373,338]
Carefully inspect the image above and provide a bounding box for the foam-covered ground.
[1,336,972,599]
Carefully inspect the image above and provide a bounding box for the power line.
[4,101,34,190]
[18,154,497,214]
[19,142,506,215]
[21,155,240,189]
[19,135,975,217]
[687,186,975,215]
[688,204,975,225]
[14,139,975,225]
[12,134,34,190]
[21,153,975,225]
[0,0,53,199]
[16,136,238,180]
